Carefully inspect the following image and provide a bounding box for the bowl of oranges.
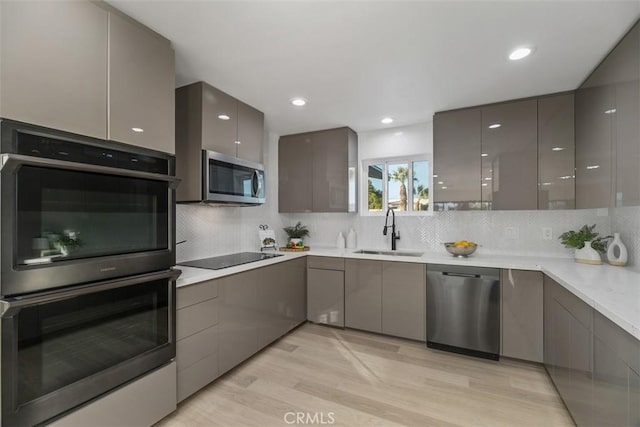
[444,240,478,257]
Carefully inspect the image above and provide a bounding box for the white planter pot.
[575,241,602,265]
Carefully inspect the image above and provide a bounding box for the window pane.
[387,162,409,211]
[368,164,384,211]
[412,160,429,211]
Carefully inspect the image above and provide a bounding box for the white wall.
[358,122,432,160]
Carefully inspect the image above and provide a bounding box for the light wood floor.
[158,323,574,427]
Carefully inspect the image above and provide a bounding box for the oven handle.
[0,153,181,189]
[0,269,181,318]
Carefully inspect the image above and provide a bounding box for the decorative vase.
[606,233,628,267]
[336,232,345,249]
[346,228,357,249]
[574,241,602,265]
[289,238,303,246]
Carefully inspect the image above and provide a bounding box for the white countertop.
[174,247,640,341]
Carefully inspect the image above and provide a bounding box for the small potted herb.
[559,224,611,265]
[283,222,310,248]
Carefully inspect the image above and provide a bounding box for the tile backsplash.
[611,206,640,268]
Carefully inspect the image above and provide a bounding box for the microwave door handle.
[0,153,181,189]
[0,269,181,318]
[252,169,262,197]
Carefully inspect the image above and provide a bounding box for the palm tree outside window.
[366,158,430,213]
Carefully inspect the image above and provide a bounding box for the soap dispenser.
[346,228,357,249]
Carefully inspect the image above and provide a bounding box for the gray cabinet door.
[481,99,538,210]
[312,128,349,212]
[256,259,306,348]
[612,23,640,207]
[237,100,265,163]
[0,1,108,139]
[630,368,640,426]
[538,94,576,209]
[109,12,175,154]
[433,108,482,210]
[218,270,259,375]
[307,268,344,327]
[592,335,629,426]
[201,82,238,158]
[345,259,382,333]
[543,275,557,381]
[279,133,313,212]
[501,270,543,362]
[381,262,426,341]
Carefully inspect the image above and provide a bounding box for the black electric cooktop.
[178,252,282,270]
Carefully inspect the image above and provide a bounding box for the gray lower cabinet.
[592,310,640,426]
[501,270,543,362]
[0,1,108,139]
[345,259,382,333]
[307,257,345,327]
[176,279,220,402]
[544,275,594,426]
[219,259,306,375]
[48,362,176,427]
[381,262,426,341]
[344,259,426,340]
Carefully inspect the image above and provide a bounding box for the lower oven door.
[0,269,179,427]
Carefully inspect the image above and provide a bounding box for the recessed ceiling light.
[381,117,394,125]
[552,147,565,151]
[586,165,600,170]
[481,153,489,157]
[131,127,144,133]
[604,108,617,114]
[509,47,533,61]
[218,114,230,120]
[488,123,501,129]
[433,174,439,178]
[291,97,307,107]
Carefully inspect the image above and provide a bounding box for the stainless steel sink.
[353,249,423,257]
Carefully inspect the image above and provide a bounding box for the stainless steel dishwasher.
[426,264,500,360]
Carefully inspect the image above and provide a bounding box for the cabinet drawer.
[177,352,219,402]
[177,298,219,340]
[308,256,345,271]
[594,311,640,373]
[177,325,218,372]
[552,281,592,330]
[177,279,218,310]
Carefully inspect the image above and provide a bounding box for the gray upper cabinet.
[108,11,175,154]
[279,127,357,213]
[381,262,426,341]
[345,259,382,333]
[501,270,543,362]
[176,81,264,164]
[279,133,314,212]
[481,99,538,210]
[0,1,108,139]
[576,21,640,208]
[538,94,576,209]
[433,108,482,210]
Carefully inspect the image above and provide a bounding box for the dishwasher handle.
[442,272,481,279]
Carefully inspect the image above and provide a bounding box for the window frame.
[361,155,433,216]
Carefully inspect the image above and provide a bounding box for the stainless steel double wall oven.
[0,119,180,426]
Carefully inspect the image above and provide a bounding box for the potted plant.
[558,224,611,265]
[283,222,310,248]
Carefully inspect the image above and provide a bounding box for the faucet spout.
[383,208,400,250]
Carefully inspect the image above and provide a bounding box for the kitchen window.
[363,157,430,214]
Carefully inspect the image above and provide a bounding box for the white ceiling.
[109,0,640,136]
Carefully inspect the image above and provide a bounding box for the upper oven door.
[0,153,179,297]
[203,150,265,204]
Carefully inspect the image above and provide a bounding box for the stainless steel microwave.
[202,150,265,205]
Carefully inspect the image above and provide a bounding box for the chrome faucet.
[383,208,400,250]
